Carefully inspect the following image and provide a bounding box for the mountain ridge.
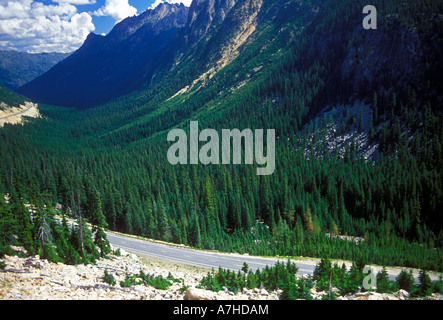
[0,50,69,90]
[18,3,189,108]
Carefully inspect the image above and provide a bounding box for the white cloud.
[148,0,163,10]
[0,0,95,53]
[148,0,192,10]
[0,0,193,53]
[53,0,96,4]
[92,0,137,22]
[167,0,192,6]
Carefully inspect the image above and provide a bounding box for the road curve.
[107,232,440,282]
[0,103,34,120]
[106,232,316,276]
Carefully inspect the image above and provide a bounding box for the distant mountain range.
[0,50,69,90]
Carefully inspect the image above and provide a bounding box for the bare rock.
[183,287,216,300]
[352,291,398,300]
[395,289,409,300]
[23,257,44,269]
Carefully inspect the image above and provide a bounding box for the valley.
[1,0,443,302]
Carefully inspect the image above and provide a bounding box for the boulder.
[184,287,216,300]
[23,257,44,269]
[395,289,409,300]
[353,292,398,300]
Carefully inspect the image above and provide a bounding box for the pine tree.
[35,204,54,260]
[189,203,201,248]
[59,176,71,214]
[203,175,218,239]
[0,195,16,254]
[91,190,110,258]
[260,176,275,230]
[14,198,35,254]
[331,220,339,236]
[304,207,314,235]
[395,269,414,293]
[418,269,433,296]
[157,198,170,242]
[376,267,392,293]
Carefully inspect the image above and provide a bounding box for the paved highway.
[0,103,33,120]
[107,232,440,282]
[107,232,316,276]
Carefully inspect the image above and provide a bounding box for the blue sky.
[0,0,191,53]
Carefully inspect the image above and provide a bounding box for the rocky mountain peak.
[185,0,239,42]
[108,2,189,41]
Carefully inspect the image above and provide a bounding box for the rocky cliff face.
[184,0,239,43]
[340,14,443,99]
[109,2,189,41]
[160,0,265,94]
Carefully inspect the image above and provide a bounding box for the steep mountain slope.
[0,50,69,90]
[0,84,27,108]
[19,3,189,108]
[144,0,308,90]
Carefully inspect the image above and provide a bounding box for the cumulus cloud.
[148,0,163,10]
[148,0,192,10]
[53,0,96,4]
[92,0,137,22]
[0,0,193,53]
[0,0,95,53]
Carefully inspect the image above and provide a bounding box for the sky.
[0,0,192,53]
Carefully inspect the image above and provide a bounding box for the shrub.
[433,275,443,294]
[103,269,116,286]
[280,277,314,300]
[119,269,179,290]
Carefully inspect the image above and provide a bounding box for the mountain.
[0,50,69,90]
[2,0,443,273]
[19,2,189,108]
[18,0,315,109]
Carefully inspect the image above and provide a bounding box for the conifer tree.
[35,204,55,260]
[203,175,218,239]
[395,269,414,293]
[189,203,202,248]
[14,197,35,254]
[418,269,433,296]
[91,190,110,258]
[304,207,314,235]
[157,198,170,242]
[0,195,16,256]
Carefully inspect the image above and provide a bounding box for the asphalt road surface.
[0,104,33,120]
[107,232,439,282]
[107,232,316,276]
